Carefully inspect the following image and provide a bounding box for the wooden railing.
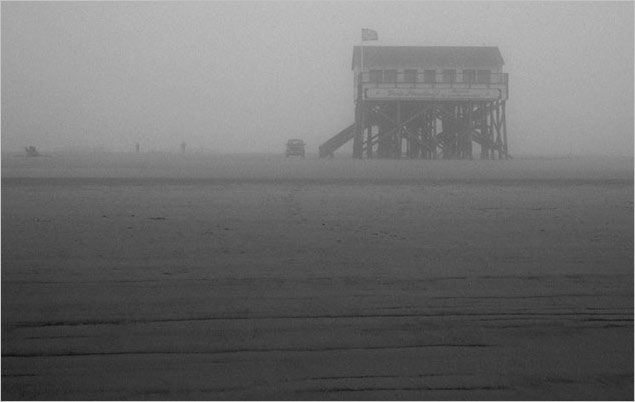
[359,71,508,87]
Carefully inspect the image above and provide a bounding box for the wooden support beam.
[502,101,509,159]
[489,101,496,159]
[352,73,364,159]
[432,108,438,159]
[366,124,374,158]
[395,101,402,159]
[466,102,474,159]
[352,102,364,159]
[494,101,502,159]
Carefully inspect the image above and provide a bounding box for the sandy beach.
[2,153,633,400]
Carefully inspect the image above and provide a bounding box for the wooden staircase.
[318,124,355,158]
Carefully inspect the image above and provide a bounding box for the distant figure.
[25,146,39,157]
[180,141,186,153]
[135,142,140,153]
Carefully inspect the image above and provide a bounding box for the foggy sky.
[2,1,633,155]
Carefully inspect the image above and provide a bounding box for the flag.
[362,28,378,41]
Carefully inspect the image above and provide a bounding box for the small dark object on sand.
[25,146,39,157]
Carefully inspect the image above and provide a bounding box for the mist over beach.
[2,1,633,400]
[1,1,632,156]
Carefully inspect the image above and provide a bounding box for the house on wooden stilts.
[319,46,509,159]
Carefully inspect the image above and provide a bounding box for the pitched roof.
[352,46,505,70]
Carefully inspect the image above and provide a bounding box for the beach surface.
[2,153,633,400]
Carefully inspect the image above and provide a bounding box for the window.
[477,70,491,84]
[463,69,476,84]
[442,69,456,83]
[369,70,382,84]
[383,69,398,84]
[404,69,418,84]
[423,69,436,83]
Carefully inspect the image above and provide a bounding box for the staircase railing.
[318,124,356,158]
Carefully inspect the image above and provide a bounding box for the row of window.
[366,69,493,84]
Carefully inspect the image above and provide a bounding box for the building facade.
[319,46,509,159]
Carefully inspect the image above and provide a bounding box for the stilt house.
[319,46,509,159]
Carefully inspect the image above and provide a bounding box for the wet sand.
[2,153,633,400]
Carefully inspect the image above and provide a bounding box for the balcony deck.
[357,72,508,101]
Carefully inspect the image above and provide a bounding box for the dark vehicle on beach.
[286,139,306,158]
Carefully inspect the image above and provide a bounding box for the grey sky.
[2,1,633,155]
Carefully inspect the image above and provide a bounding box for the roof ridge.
[351,46,505,69]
